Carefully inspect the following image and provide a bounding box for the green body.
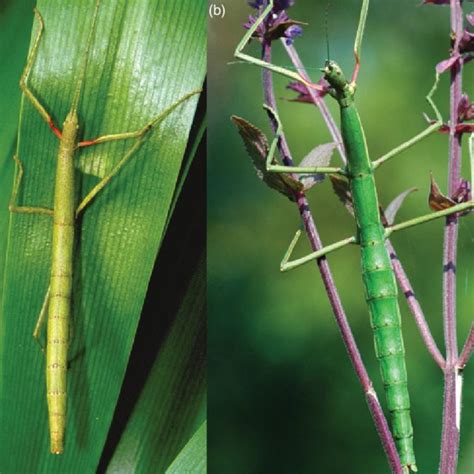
[326,61,416,470]
[46,110,79,454]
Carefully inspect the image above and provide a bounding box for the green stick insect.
[232,0,474,472]
[9,1,200,454]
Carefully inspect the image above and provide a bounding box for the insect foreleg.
[20,9,61,138]
[263,104,344,175]
[233,0,318,89]
[9,155,54,216]
[351,0,370,85]
[373,74,443,169]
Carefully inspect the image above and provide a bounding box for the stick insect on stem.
[9,1,201,454]
[233,0,474,471]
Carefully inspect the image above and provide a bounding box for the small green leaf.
[231,115,303,201]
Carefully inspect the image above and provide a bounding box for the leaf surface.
[0,0,205,471]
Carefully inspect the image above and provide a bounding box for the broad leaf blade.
[106,255,206,473]
[165,421,207,474]
[0,0,37,312]
[0,0,205,471]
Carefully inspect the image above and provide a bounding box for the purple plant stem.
[281,39,445,373]
[386,240,446,370]
[261,41,402,474]
[440,1,464,472]
[458,324,474,369]
[281,41,346,164]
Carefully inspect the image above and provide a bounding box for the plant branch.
[386,240,445,370]
[440,1,464,472]
[281,41,347,165]
[261,40,403,474]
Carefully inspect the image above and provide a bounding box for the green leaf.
[0,0,37,310]
[106,254,206,472]
[0,0,205,471]
[165,421,207,474]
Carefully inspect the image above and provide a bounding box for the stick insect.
[232,0,474,472]
[9,1,200,454]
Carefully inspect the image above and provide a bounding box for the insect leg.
[350,0,370,85]
[280,229,357,272]
[20,9,62,138]
[33,286,51,352]
[384,200,474,236]
[78,89,201,147]
[233,0,321,90]
[373,74,443,169]
[263,104,344,175]
[75,89,202,215]
[9,155,53,216]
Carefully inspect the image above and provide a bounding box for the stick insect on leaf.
[0,0,205,468]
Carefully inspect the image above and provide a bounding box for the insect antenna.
[71,0,101,112]
[325,1,331,63]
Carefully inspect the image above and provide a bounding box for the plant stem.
[261,40,403,474]
[386,240,445,370]
[282,41,346,164]
[440,1,464,472]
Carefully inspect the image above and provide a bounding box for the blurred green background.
[209,1,474,472]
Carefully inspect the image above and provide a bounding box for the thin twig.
[386,240,445,370]
[439,1,464,472]
[261,40,403,474]
[281,41,346,165]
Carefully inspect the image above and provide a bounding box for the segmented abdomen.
[341,104,416,470]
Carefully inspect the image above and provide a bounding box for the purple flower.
[286,79,329,103]
[284,24,303,45]
[248,0,295,12]
[244,0,304,45]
